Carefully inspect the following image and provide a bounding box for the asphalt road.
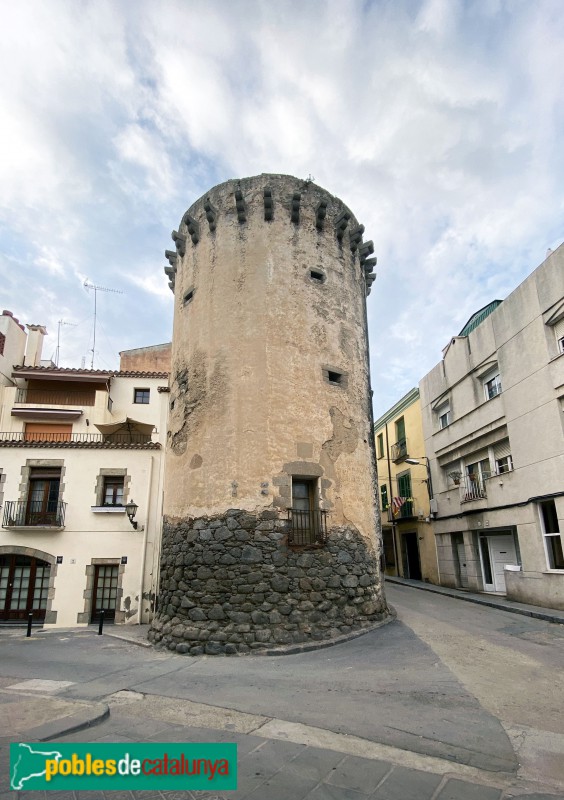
[1,583,563,783]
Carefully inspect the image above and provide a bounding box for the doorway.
[91,564,119,622]
[0,555,51,622]
[401,531,422,580]
[26,468,61,525]
[479,533,517,593]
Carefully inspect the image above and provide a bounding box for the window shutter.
[554,317,564,343]
[494,439,511,460]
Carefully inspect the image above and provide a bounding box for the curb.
[152,609,398,658]
[103,631,152,648]
[385,577,564,625]
[26,703,110,742]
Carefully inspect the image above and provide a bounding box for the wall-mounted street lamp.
[125,500,140,530]
[405,457,434,503]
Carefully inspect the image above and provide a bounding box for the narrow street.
[1,584,564,796]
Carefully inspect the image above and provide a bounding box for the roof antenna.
[83,280,123,369]
[55,319,77,366]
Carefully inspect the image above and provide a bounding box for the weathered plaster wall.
[165,175,378,538]
[153,174,387,650]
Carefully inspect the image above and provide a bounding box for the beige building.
[150,173,388,655]
[0,313,169,627]
[374,388,438,583]
[420,244,564,609]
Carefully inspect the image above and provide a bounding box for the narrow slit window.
[328,371,342,384]
[310,269,325,283]
[183,289,194,305]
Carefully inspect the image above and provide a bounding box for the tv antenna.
[55,319,77,366]
[83,280,123,369]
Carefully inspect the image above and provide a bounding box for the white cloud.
[0,0,563,416]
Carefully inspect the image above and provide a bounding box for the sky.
[1,0,563,419]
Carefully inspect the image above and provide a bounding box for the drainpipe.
[384,423,399,573]
[138,455,153,625]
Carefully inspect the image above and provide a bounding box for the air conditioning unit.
[429,498,438,515]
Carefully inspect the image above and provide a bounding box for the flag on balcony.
[391,496,406,516]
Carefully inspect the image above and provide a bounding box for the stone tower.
[149,174,388,655]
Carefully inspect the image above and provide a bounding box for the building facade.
[420,245,564,609]
[0,313,169,627]
[149,173,389,655]
[374,388,438,583]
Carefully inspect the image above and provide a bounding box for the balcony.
[287,509,328,547]
[386,500,415,521]
[2,500,66,529]
[391,439,408,463]
[15,389,96,406]
[459,473,489,502]
[0,432,160,448]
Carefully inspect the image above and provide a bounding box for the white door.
[489,535,517,593]
[457,543,469,588]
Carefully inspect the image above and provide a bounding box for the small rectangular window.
[559,336,564,355]
[439,409,450,429]
[380,484,388,511]
[134,388,150,404]
[540,499,564,570]
[310,269,325,283]
[103,477,124,506]
[0,332,5,356]
[323,366,347,387]
[484,373,502,400]
[289,478,326,546]
[495,455,513,474]
[377,433,384,459]
[183,289,194,305]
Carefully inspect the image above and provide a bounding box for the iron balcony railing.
[386,500,415,522]
[287,509,328,547]
[460,472,490,502]
[391,439,408,462]
[0,432,155,446]
[15,389,97,406]
[2,500,66,528]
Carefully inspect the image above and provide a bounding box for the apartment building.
[0,311,169,627]
[374,388,439,583]
[419,245,564,610]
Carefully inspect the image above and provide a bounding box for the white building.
[0,312,169,627]
[419,245,564,610]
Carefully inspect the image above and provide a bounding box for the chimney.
[24,324,48,367]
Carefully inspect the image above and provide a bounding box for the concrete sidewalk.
[385,575,564,625]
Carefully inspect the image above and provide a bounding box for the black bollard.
[26,613,33,638]
[98,609,105,635]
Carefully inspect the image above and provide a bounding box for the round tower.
[149,174,388,654]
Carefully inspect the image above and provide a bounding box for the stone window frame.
[77,558,126,624]
[0,545,58,624]
[93,468,131,508]
[322,365,348,389]
[18,459,66,506]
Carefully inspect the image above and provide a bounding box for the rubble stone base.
[148,509,388,655]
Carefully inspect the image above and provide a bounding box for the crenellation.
[349,224,365,252]
[181,214,200,245]
[234,189,247,223]
[171,230,186,256]
[290,192,301,224]
[263,188,274,221]
[334,209,351,242]
[203,199,217,232]
[315,200,328,230]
